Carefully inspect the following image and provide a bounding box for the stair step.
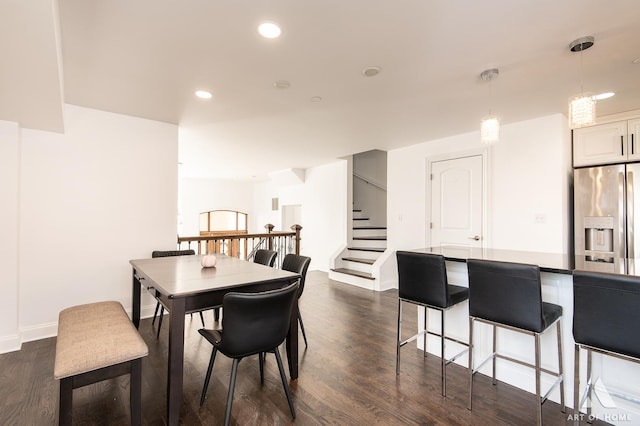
[353,226,387,230]
[348,247,385,253]
[353,209,362,212]
[353,217,370,221]
[330,268,375,280]
[342,257,375,265]
[353,236,387,240]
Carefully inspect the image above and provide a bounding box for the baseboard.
[0,334,21,354]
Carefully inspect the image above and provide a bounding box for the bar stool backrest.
[396,251,449,308]
[467,259,545,332]
[573,270,640,360]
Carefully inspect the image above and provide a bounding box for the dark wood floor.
[0,271,592,425]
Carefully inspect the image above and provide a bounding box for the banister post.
[265,224,275,250]
[291,224,302,255]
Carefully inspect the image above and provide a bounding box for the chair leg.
[557,321,566,413]
[224,359,240,426]
[441,309,446,397]
[574,344,581,426]
[423,306,428,358]
[152,301,160,325]
[298,311,308,348]
[199,311,205,327]
[468,316,474,411]
[492,324,497,385]
[130,358,142,426]
[274,347,296,419]
[200,347,218,406]
[586,349,593,423]
[157,307,164,339]
[259,352,265,385]
[396,299,402,375]
[59,377,73,426]
[535,332,542,426]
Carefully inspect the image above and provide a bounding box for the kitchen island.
[405,247,639,425]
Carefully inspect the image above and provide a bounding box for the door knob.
[468,235,481,241]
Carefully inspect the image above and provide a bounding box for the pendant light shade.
[481,116,500,144]
[568,36,596,129]
[480,68,499,144]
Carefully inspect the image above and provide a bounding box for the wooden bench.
[54,301,148,425]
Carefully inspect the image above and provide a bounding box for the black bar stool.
[572,270,640,425]
[396,251,469,396]
[467,259,565,426]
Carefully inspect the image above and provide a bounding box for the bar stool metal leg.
[557,321,566,413]
[423,307,427,358]
[468,316,474,410]
[535,332,542,426]
[441,310,446,396]
[492,324,497,385]
[574,344,581,426]
[396,299,402,375]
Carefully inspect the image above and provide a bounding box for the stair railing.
[177,224,301,267]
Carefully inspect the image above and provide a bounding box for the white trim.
[0,334,21,354]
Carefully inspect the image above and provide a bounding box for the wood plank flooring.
[0,271,599,425]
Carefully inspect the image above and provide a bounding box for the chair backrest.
[467,258,545,332]
[396,251,449,308]
[218,282,300,358]
[152,249,195,258]
[281,254,311,299]
[253,249,277,267]
[573,270,640,359]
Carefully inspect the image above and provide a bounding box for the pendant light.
[480,68,499,144]
[568,36,596,128]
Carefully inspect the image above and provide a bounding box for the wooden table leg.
[167,298,186,426]
[132,270,141,329]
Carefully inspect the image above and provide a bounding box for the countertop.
[409,246,640,276]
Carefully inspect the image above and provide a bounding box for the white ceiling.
[3,1,640,180]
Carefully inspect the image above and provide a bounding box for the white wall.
[353,150,387,226]
[252,160,348,271]
[13,105,178,347]
[179,178,254,236]
[0,120,20,352]
[388,113,572,256]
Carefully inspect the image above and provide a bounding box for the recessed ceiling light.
[195,90,212,99]
[593,92,615,100]
[310,96,322,102]
[363,66,381,77]
[258,22,281,39]
[274,80,290,89]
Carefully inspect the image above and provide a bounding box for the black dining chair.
[212,249,279,322]
[198,282,299,426]
[281,254,311,347]
[467,258,565,426]
[572,270,640,425]
[253,249,278,267]
[151,249,201,339]
[395,251,469,396]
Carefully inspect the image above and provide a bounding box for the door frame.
[425,147,491,248]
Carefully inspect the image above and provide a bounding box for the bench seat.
[54,301,148,425]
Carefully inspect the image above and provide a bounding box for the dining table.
[130,253,301,426]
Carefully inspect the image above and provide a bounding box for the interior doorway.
[282,204,302,230]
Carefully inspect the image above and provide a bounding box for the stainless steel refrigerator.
[574,164,640,274]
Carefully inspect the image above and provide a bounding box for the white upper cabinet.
[573,119,640,167]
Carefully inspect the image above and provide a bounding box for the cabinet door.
[573,121,628,167]
[627,118,640,161]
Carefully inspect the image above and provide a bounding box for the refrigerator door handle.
[628,170,635,260]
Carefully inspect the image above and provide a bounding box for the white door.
[282,204,301,230]
[430,155,483,247]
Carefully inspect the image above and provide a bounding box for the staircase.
[329,209,387,289]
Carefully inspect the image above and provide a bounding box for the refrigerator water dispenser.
[584,216,614,253]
